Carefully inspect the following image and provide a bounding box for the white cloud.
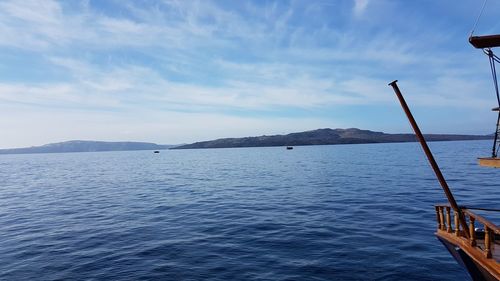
[0,0,496,147]
[353,0,369,17]
[0,105,336,148]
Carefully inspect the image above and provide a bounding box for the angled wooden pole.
[389,80,470,238]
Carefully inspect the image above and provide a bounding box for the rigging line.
[488,50,500,107]
[483,48,500,63]
[487,49,500,157]
[470,0,488,37]
[492,52,500,64]
[464,206,500,212]
[496,110,500,156]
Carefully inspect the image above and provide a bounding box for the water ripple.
[0,141,497,280]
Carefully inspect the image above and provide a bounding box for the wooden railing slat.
[435,204,499,259]
[463,209,500,235]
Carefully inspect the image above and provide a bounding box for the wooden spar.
[389,80,470,239]
[469,34,500,49]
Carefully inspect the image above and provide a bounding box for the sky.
[1,0,500,148]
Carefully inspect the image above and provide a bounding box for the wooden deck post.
[440,207,446,231]
[435,206,442,230]
[484,227,492,259]
[454,211,460,236]
[469,216,477,246]
[446,206,452,233]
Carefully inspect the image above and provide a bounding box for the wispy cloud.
[353,0,369,17]
[0,0,498,147]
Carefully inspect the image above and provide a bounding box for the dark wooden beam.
[389,80,470,238]
[469,34,500,49]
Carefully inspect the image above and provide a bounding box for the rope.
[486,50,500,64]
[470,0,488,37]
[497,137,500,155]
[495,111,500,156]
[483,48,500,157]
[471,0,500,157]
[463,206,500,212]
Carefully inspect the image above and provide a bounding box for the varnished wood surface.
[463,210,500,237]
[437,230,499,280]
[435,205,499,280]
[478,157,500,168]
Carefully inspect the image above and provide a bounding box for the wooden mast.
[389,80,470,238]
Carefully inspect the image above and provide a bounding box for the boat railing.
[435,204,499,260]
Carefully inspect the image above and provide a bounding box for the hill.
[172,128,491,149]
[0,140,173,155]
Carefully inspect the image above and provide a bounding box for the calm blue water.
[0,140,498,280]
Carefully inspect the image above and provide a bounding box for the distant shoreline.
[0,138,491,155]
[0,128,491,155]
[0,141,175,155]
[170,138,491,150]
[172,128,492,150]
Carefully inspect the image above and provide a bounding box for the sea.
[0,140,498,281]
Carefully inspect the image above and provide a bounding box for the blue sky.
[1,0,500,148]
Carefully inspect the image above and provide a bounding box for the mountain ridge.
[172,128,492,149]
[0,128,491,154]
[0,140,174,155]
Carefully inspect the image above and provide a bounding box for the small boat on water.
[153,150,160,153]
[286,146,293,150]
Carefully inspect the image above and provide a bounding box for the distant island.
[0,140,174,155]
[172,128,492,149]
[0,128,491,154]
